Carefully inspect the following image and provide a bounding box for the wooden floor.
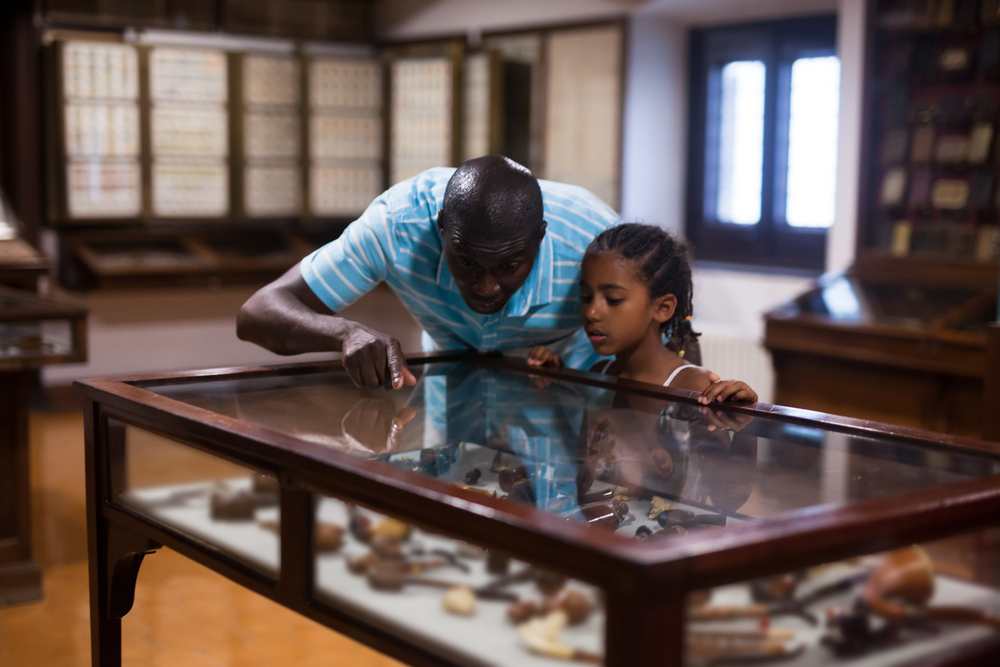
[0,409,403,667]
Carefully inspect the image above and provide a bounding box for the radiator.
[698,334,774,404]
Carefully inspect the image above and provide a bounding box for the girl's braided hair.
[584,223,700,356]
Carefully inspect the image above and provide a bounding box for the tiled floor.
[0,410,402,667]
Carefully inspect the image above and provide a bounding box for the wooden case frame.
[77,353,1000,667]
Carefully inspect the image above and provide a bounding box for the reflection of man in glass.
[237,156,619,390]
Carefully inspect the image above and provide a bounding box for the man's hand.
[342,326,417,390]
[527,345,563,369]
[697,373,758,405]
[341,398,417,454]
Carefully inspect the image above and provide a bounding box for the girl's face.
[580,251,677,356]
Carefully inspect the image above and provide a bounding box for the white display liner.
[123,477,604,667]
[123,478,1000,667]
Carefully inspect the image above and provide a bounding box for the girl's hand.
[697,373,758,405]
[527,345,564,369]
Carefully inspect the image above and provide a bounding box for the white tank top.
[599,359,699,387]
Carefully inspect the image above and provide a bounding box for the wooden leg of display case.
[984,323,1000,443]
[0,370,42,607]
[604,589,685,666]
[85,400,161,666]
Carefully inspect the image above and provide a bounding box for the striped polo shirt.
[300,167,620,370]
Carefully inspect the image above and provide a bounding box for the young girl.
[529,223,758,405]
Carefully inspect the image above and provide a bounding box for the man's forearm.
[236,286,355,355]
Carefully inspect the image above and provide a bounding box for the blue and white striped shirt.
[300,167,620,370]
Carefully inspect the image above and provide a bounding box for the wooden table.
[76,354,1000,666]
[0,286,87,606]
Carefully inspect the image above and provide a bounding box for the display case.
[1,286,87,606]
[765,264,996,438]
[77,353,1000,666]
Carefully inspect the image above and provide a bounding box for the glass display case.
[77,353,1000,666]
[1,286,87,606]
[765,267,996,438]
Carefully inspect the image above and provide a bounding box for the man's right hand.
[237,266,417,391]
[342,324,418,390]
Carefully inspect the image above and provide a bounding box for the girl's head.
[580,224,696,357]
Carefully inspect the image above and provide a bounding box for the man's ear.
[653,294,678,324]
[538,219,548,241]
[437,209,447,234]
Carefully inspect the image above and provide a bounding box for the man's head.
[438,155,547,314]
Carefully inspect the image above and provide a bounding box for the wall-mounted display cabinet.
[860,0,1000,275]
[36,19,626,291]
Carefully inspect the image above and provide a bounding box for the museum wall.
[41,0,860,389]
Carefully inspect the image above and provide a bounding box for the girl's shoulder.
[668,365,715,392]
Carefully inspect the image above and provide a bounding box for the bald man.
[237,156,620,389]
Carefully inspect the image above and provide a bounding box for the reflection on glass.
[313,496,606,666]
[115,423,281,577]
[144,361,1000,544]
[786,55,841,229]
[716,60,766,226]
[685,529,1000,665]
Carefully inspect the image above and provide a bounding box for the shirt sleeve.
[549,327,610,371]
[299,196,395,312]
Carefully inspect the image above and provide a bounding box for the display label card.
[152,162,229,217]
[880,168,907,207]
[62,42,139,101]
[310,59,382,109]
[310,116,381,160]
[152,107,228,157]
[244,55,299,107]
[246,112,301,159]
[150,48,227,103]
[968,122,995,163]
[64,103,140,157]
[310,167,382,216]
[976,225,1000,260]
[931,178,970,209]
[891,220,912,257]
[245,166,300,217]
[66,161,141,218]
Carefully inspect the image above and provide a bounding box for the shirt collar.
[435,228,554,317]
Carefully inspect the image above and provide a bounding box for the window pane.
[786,55,841,228]
[716,60,766,225]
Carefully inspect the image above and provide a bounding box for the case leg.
[85,402,160,667]
[89,521,160,667]
[604,588,685,666]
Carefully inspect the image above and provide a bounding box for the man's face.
[439,218,546,315]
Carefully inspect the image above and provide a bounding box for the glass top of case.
[787,275,996,333]
[136,358,1000,540]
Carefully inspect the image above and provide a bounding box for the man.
[237,155,619,389]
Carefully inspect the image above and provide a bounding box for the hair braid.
[584,223,700,356]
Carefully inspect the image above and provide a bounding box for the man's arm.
[237,265,416,390]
